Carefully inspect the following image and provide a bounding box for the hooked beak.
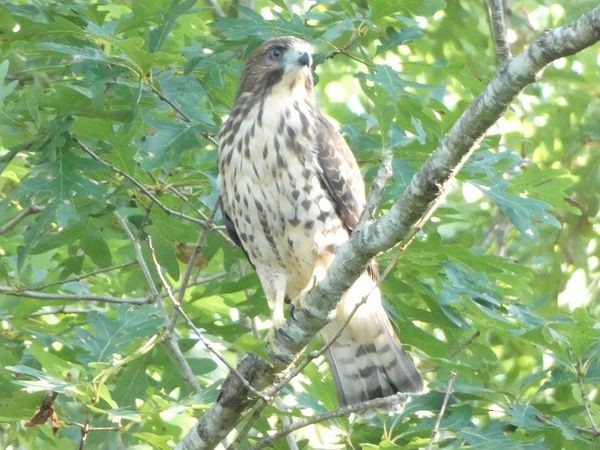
[297,52,311,67]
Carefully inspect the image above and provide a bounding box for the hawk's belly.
[219,101,347,299]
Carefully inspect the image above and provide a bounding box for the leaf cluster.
[0,0,598,449]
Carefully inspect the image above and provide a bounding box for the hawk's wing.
[314,114,366,232]
[219,196,253,266]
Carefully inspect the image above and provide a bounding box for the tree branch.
[175,8,600,449]
[0,203,43,235]
[28,261,136,291]
[576,357,599,433]
[115,211,203,393]
[485,0,512,65]
[74,137,210,228]
[0,285,148,305]
[145,82,219,147]
[427,372,457,450]
[167,201,220,334]
[251,393,409,450]
[117,211,270,402]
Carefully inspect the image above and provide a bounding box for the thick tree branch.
[176,8,600,449]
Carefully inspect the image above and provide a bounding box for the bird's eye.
[267,47,284,61]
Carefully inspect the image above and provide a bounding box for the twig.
[427,372,457,450]
[358,154,393,228]
[324,29,367,64]
[65,420,121,432]
[575,425,600,437]
[74,137,209,227]
[146,83,192,123]
[167,201,220,333]
[146,235,206,393]
[277,397,299,450]
[251,393,409,450]
[119,212,269,401]
[453,330,481,357]
[29,261,136,291]
[576,358,599,433]
[536,413,600,438]
[26,307,89,318]
[0,285,148,305]
[423,330,481,375]
[0,275,225,318]
[0,203,44,235]
[145,83,219,147]
[115,212,202,393]
[207,0,225,18]
[485,0,512,65]
[225,400,268,450]
[79,418,90,450]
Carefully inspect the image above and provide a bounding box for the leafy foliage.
[0,0,598,449]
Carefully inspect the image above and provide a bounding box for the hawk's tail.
[320,273,423,407]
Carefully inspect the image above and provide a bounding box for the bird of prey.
[217,36,423,406]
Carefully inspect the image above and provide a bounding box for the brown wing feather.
[314,114,365,231]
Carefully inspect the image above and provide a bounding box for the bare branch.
[176,8,600,449]
[0,285,147,305]
[427,372,457,450]
[75,137,210,227]
[114,211,202,393]
[145,83,219,147]
[7,306,90,320]
[146,235,204,393]
[207,0,225,18]
[536,412,600,438]
[117,209,270,401]
[357,154,393,229]
[0,203,43,235]
[29,261,136,291]
[251,393,410,450]
[167,201,220,333]
[575,426,600,437]
[485,0,512,65]
[576,358,599,433]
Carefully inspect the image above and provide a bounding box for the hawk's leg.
[272,286,286,328]
[256,267,288,332]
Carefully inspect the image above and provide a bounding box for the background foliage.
[1,0,599,448]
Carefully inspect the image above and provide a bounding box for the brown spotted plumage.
[218,36,423,406]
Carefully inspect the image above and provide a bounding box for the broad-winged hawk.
[218,36,423,406]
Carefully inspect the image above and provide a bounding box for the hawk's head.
[237,36,314,97]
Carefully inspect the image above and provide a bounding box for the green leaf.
[377,25,424,54]
[476,181,561,240]
[148,0,196,53]
[6,365,81,395]
[509,404,545,431]
[74,305,163,364]
[137,121,202,171]
[81,230,113,267]
[213,7,311,41]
